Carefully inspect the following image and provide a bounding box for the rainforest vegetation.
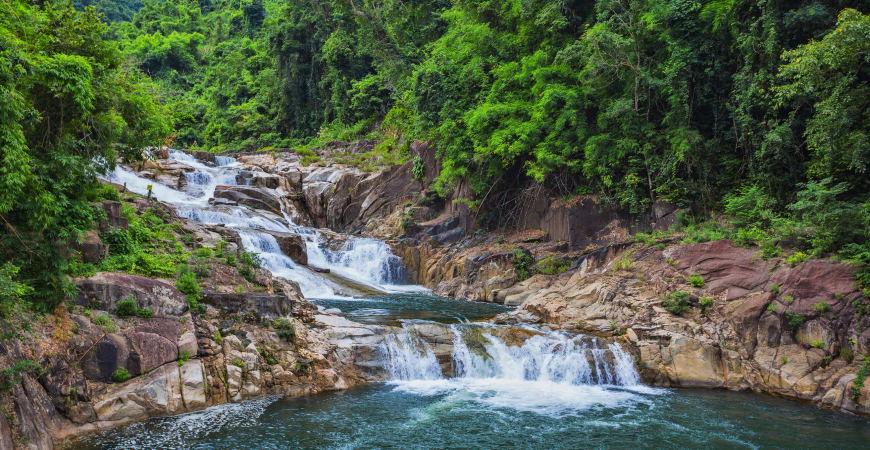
[1,0,870,310]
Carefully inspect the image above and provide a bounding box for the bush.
[176,272,201,302]
[116,299,139,318]
[700,297,713,309]
[689,274,705,287]
[538,256,571,275]
[412,155,425,181]
[840,348,854,362]
[239,251,262,268]
[785,310,806,329]
[767,304,777,312]
[512,250,533,281]
[663,291,691,316]
[195,247,214,258]
[273,318,296,342]
[0,360,40,391]
[769,284,781,294]
[113,368,132,382]
[810,340,825,349]
[787,252,809,267]
[811,301,831,313]
[136,309,154,318]
[724,185,778,228]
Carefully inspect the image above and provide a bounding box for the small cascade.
[215,155,237,166]
[383,326,443,381]
[307,237,408,287]
[383,324,641,388]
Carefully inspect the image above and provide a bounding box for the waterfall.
[101,150,416,299]
[384,324,640,387]
[383,326,443,381]
[307,237,408,287]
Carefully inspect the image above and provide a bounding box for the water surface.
[68,383,870,449]
[313,292,512,325]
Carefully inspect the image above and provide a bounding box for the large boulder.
[213,185,282,214]
[263,231,308,265]
[99,200,128,232]
[127,331,178,373]
[75,272,188,316]
[81,333,135,382]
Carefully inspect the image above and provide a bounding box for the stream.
[73,152,870,449]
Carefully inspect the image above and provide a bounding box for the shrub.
[232,359,244,368]
[767,304,777,312]
[613,253,634,271]
[412,155,425,181]
[783,295,794,303]
[512,250,533,281]
[769,284,780,294]
[658,243,666,251]
[608,320,618,331]
[780,356,788,364]
[811,301,832,313]
[239,251,262,268]
[700,297,713,309]
[273,318,296,342]
[195,247,214,258]
[787,252,808,267]
[810,340,825,349]
[116,299,139,318]
[136,309,154,318]
[785,310,806,329]
[193,265,212,279]
[176,272,201,302]
[225,255,237,266]
[840,348,854,363]
[0,360,40,391]
[214,331,222,342]
[689,274,705,287]
[113,368,132,382]
[538,256,570,275]
[663,291,691,316]
[852,359,870,402]
[238,266,256,283]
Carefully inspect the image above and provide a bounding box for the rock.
[187,150,217,165]
[226,364,243,398]
[200,291,294,317]
[76,272,189,317]
[68,230,105,264]
[262,231,308,265]
[178,331,199,358]
[93,363,184,422]
[179,360,207,411]
[99,200,128,232]
[213,185,282,214]
[127,331,178,373]
[82,333,135,382]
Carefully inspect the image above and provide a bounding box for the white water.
[383,325,652,417]
[101,150,417,299]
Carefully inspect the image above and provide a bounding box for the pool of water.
[311,292,512,325]
[67,383,870,449]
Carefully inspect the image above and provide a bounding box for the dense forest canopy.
[1,0,869,310]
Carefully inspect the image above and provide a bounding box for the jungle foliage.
[0,0,171,311]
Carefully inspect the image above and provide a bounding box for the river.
[72,152,870,449]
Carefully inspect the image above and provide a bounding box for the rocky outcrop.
[75,273,188,316]
[482,239,870,415]
[200,292,294,317]
[213,185,282,214]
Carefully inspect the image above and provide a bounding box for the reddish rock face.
[76,272,188,316]
[127,331,178,373]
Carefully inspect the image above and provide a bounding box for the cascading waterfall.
[383,326,443,381]
[100,149,415,299]
[307,237,408,287]
[384,324,641,388]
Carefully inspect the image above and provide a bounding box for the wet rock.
[214,185,282,214]
[263,231,308,265]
